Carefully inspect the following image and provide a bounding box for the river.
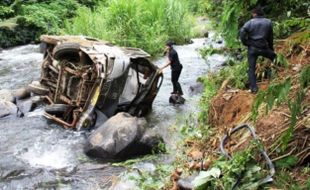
[0,35,225,189]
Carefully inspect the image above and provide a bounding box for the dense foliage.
[0,0,197,53]
[64,0,194,55]
[202,0,310,47]
[0,0,80,48]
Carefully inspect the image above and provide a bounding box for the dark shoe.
[171,91,177,94]
[249,88,258,94]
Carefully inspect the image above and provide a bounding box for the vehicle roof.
[40,35,151,59]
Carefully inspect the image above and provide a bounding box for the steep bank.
[167,29,310,189]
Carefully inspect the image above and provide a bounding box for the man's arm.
[268,22,274,50]
[240,21,251,46]
[160,60,171,71]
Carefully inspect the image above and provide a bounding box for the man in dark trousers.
[240,7,276,93]
[160,41,183,95]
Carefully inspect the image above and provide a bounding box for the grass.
[64,0,194,55]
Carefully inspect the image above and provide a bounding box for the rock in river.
[0,100,18,118]
[85,112,163,160]
[12,87,31,100]
[138,128,164,154]
[16,98,35,115]
[169,94,185,104]
[189,82,204,95]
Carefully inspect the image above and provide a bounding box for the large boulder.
[85,112,147,160]
[0,100,17,118]
[0,89,15,103]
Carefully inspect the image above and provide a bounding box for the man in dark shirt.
[240,7,276,93]
[160,41,183,95]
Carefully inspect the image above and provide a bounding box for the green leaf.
[193,167,221,190]
[275,156,298,169]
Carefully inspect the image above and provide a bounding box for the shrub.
[0,0,79,47]
[0,6,14,20]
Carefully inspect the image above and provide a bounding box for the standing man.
[160,41,183,95]
[240,7,276,93]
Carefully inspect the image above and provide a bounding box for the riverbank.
[163,29,310,189]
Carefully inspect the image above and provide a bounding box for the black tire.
[53,42,81,62]
[27,83,49,95]
[45,104,71,115]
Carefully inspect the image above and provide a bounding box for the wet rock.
[0,156,28,181]
[0,89,15,103]
[189,82,204,95]
[0,100,18,118]
[138,128,164,154]
[216,39,223,44]
[12,87,30,100]
[16,98,35,114]
[177,175,196,190]
[169,94,185,104]
[85,112,148,160]
[109,178,138,190]
[204,31,209,38]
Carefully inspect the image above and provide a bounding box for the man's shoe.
[250,88,258,94]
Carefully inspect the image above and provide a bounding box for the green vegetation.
[180,1,310,189]
[0,0,198,54]
[251,78,291,120]
[194,142,269,190]
[64,0,194,55]
[273,168,310,190]
[0,0,79,48]
[127,164,173,190]
[201,0,310,48]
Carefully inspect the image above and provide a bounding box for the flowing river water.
[0,35,226,189]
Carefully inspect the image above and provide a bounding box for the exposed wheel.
[27,82,49,95]
[45,104,71,115]
[53,42,81,62]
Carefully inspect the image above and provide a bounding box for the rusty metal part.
[43,95,54,104]
[64,66,81,76]
[48,64,59,74]
[54,65,64,102]
[59,95,72,105]
[44,111,79,129]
